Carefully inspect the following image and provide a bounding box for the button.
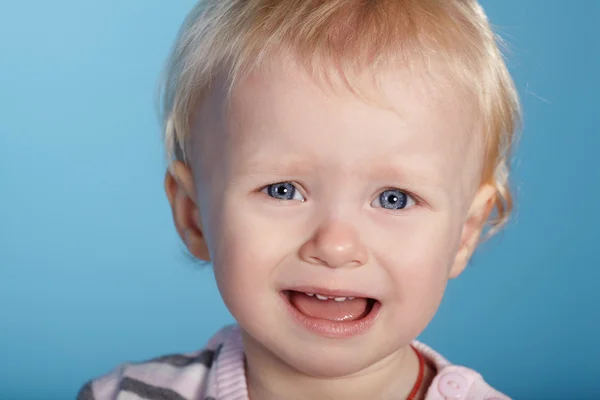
[438,372,469,399]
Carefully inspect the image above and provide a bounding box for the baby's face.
[187,55,491,377]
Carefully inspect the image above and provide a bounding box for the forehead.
[195,54,482,194]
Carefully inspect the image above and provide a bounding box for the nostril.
[306,256,364,269]
[308,256,327,266]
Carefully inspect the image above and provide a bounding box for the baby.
[79,0,520,399]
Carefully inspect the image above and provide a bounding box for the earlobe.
[164,161,211,261]
[449,184,497,279]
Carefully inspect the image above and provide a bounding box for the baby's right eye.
[262,182,305,201]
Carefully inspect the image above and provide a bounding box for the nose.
[299,219,368,269]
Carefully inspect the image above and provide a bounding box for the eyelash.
[261,181,306,202]
[378,186,421,204]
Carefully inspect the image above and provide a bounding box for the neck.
[242,331,425,400]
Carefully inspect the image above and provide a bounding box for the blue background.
[1,1,598,399]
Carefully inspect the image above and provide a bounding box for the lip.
[280,290,381,339]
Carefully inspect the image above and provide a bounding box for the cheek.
[370,214,460,325]
[209,199,297,317]
[372,213,460,276]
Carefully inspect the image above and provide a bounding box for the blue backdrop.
[1,1,598,398]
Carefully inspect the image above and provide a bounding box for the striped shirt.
[77,325,510,400]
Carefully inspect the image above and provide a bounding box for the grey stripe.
[76,381,95,400]
[213,344,223,360]
[148,348,215,368]
[120,377,187,400]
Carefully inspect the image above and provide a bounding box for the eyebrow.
[238,154,441,188]
[364,164,436,185]
[361,158,455,200]
[237,155,319,178]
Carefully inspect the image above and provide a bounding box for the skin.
[165,53,496,400]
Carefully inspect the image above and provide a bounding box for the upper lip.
[283,287,377,300]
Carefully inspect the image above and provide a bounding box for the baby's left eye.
[371,189,416,210]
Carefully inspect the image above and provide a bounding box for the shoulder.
[412,340,511,400]
[77,325,235,400]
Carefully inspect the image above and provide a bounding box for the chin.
[243,324,397,379]
[286,346,388,378]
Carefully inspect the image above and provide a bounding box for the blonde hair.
[159,0,521,235]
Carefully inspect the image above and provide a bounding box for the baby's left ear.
[449,184,497,279]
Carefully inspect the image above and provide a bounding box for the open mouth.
[281,290,381,338]
[284,290,376,321]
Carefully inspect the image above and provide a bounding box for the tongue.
[289,291,369,322]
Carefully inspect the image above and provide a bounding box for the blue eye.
[263,182,305,201]
[372,189,415,210]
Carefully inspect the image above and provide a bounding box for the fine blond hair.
[159,0,521,236]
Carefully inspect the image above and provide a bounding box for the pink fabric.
[206,325,510,400]
[83,324,510,399]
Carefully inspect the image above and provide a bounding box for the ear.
[164,161,211,261]
[449,184,497,279]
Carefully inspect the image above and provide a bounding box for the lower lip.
[280,291,381,339]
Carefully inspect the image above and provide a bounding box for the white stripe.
[115,391,147,400]
[215,326,248,400]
